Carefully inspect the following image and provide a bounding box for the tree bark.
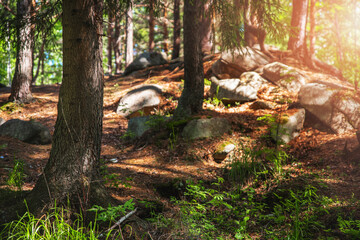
[125,0,133,67]
[28,0,111,213]
[148,0,155,52]
[162,3,169,54]
[174,0,204,118]
[114,14,123,74]
[9,0,34,103]
[288,0,308,58]
[171,0,181,59]
[107,11,114,75]
[199,1,213,53]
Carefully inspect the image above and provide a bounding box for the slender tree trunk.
[199,1,213,53]
[29,0,110,212]
[33,36,45,84]
[288,0,308,58]
[171,0,181,59]
[162,3,169,54]
[148,0,155,52]
[107,11,114,75]
[243,0,257,46]
[9,0,34,103]
[305,0,316,68]
[174,0,204,118]
[114,14,123,74]
[125,0,133,67]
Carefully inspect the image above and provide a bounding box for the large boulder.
[271,108,305,143]
[299,83,360,134]
[116,84,162,118]
[182,118,231,140]
[127,116,151,138]
[211,47,270,79]
[262,62,308,94]
[0,119,51,144]
[221,47,270,71]
[209,72,267,103]
[123,52,168,76]
[0,118,5,126]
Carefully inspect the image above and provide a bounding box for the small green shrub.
[7,158,25,191]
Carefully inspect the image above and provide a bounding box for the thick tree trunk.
[9,0,34,103]
[288,0,308,58]
[148,0,155,52]
[28,0,110,212]
[114,14,123,74]
[125,0,133,67]
[171,0,181,59]
[174,0,204,118]
[107,11,114,75]
[243,0,257,47]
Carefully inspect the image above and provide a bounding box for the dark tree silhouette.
[174,0,204,118]
[171,0,181,59]
[28,0,111,212]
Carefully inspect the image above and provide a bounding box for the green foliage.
[337,217,360,239]
[7,158,25,191]
[0,102,23,113]
[227,146,268,184]
[0,203,120,240]
[89,199,135,224]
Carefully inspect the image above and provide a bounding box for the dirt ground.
[1,54,360,226]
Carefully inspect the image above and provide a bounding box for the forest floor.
[0,53,360,239]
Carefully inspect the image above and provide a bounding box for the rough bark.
[171,0,181,59]
[288,0,308,58]
[162,3,169,54]
[125,0,133,67]
[174,0,204,118]
[107,11,114,75]
[114,14,123,74]
[28,0,111,213]
[305,0,317,68]
[199,1,213,53]
[148,0,155,52]
[9,0,34,103]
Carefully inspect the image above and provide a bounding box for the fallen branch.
[107,208,138,232]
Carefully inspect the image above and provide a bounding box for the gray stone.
[182,118,231,140]
[209,72,267,103]
[0,119,51,144]
[299,83,360,134]
[123,52,168,76]
[262,62,307,94]
[221,47,270,71]
[213,143,236,162]
[0,118,5,126]
[271,108,305,143]
[209,77,258,103]
[116,84,162,118]
[127,116,151,138]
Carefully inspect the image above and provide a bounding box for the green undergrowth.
[1,144,359,239]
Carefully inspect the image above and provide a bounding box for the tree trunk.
[148,0,155,52]
[199,1,213,53]
[243,0,257,47]
[107,11,114,75]
[125,0,133,67]
[174,0,204,118]
[288,0,308,58]
[114,14,123,74]
[9,0,34,103]
[171,0,181,59]
[162,3,169,54]
[305,0,317,68]
[28,0,110,212]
